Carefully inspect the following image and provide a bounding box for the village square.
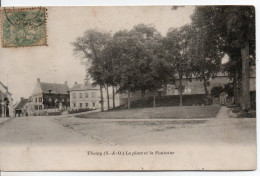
[0,6,256,147]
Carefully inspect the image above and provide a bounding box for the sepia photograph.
[0,5,257,171]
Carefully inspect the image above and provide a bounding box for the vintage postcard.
[0,6,256,171]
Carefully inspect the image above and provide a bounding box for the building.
[31,78,70,115]
[121,67,256,106]
[14,97,29,117]
[166,72,230,96]
[166,67,256,96]
[70,74,120,110]
[0,81,14,117]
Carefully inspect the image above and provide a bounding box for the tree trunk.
[203,75,209,105]
[201,67,209,105]
[233,70,238,104]
[112,85,115,108]
[203,77,209,96]
[100,85,104,112]
[153,92,156,108]
[241,41,251,111]
[141,89,146,97]
[127,90,131,109]
[233,68,240,105]
[106,85,110,110]
[179,78,183,106]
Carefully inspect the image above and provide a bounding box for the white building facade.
[70,75,120,110]
[0,82,14,117]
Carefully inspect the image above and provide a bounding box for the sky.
[0,6,195,103]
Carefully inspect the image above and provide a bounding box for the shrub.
[48,111,62,116]
[211,86,224,98]
[224,84,234,97]
[237,111,256,118]
[69,108,92,114]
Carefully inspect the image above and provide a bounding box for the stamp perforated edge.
[0,7,48,48]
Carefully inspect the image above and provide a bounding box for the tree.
[146,41,171,107]
[130,24,169,100]
[106,24,171,108]
[189,20,223,98]
[191,6,255,111]
[72,29,112,112]
[109,30,139,109]
[222,50,242,105]
[164,25,193,106]
[211,86,224,98]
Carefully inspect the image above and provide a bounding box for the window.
[49,97,52,102]
[39,97,42,102]
[93,102,95,107]
[79,93,83,98]
[39,105,42,110]
[62,98,65,102]
[85,93,88,98]
[92,92,96,98]
[35,98,37,103]
[73,103,76,108]
[80,103,82,108]
[85,103,88,107]
[35,105,38,110]
[72,93,76,98]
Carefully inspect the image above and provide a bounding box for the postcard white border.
[0,0,259,176]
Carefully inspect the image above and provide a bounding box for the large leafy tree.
[131,24,170,99]
[189,18,223,97]
[109,30,139,109]
[163,25,193,106]
[107,24,170,108]
[191,6,255,111]
[72,29,112,112]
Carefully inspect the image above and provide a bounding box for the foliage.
[164,25,193,81]
[210,84,234,98]
[163,25,193,105]
[211,86,224,98]
[108,24,171,94]
[191,6,255,110]
[69,108,92,114]
[72,29,112,111]
[223,84,234,97]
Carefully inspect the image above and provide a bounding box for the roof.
[0,81,12,96]
[40,82,70,94]
[15,98,28,110]
[70,83,99,91]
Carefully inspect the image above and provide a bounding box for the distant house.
[166,67,256,96]
[15,98,29,117]
[122,66,256,106]
[70,74,119,110]
[166,72,231,96]
[0,81,14,117]
[31,78,70,115]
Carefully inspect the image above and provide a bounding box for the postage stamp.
[0,7,47,48]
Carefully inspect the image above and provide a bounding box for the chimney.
[37,78,40,82]
[75,82,77,84]
[21,97,24,100]
[65,81,68,85]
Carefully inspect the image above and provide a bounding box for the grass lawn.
[75,105,221,119]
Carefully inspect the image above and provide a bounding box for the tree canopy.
[72,6,255,111]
